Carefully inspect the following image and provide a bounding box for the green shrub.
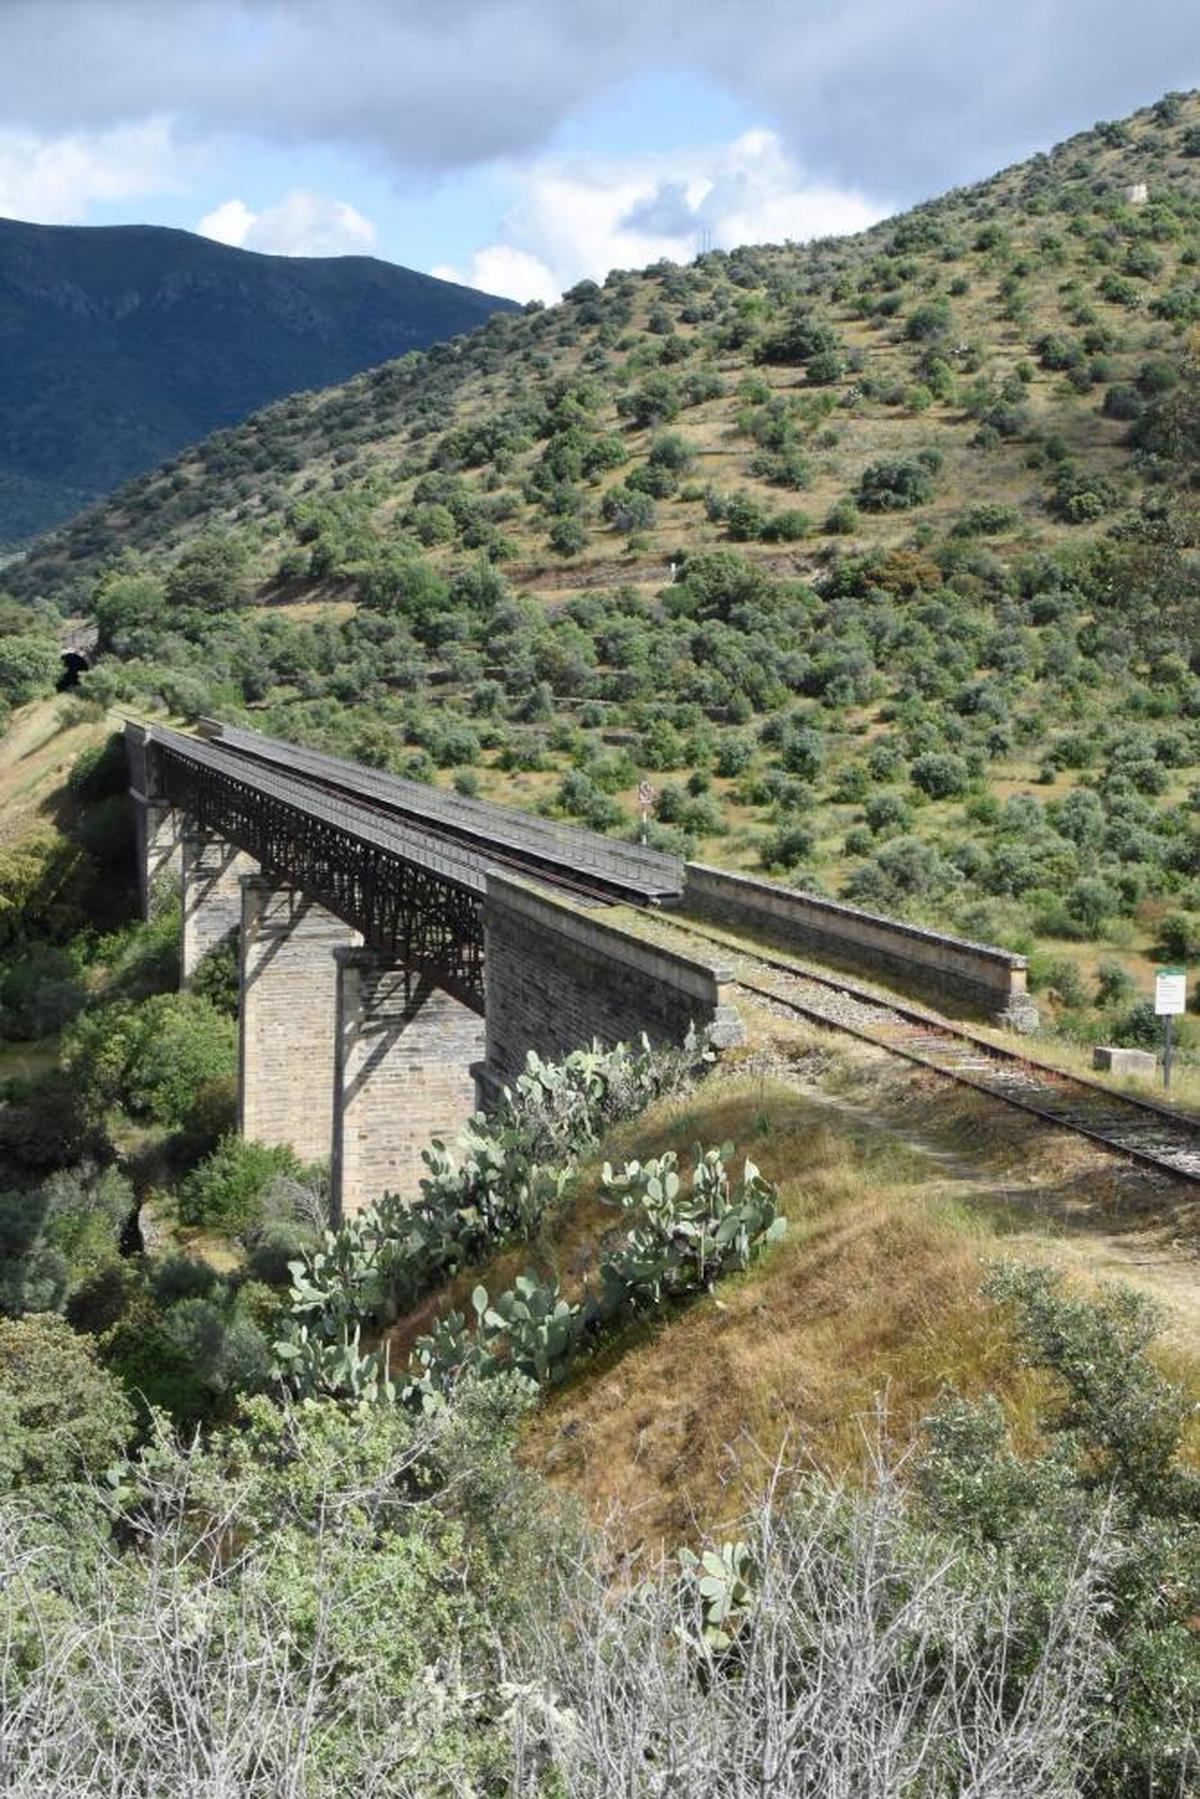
[0,633,61,706]
[189,937,239,1018]
[1157,911,1200,961]
[1063,876,1119,935]
[857,457,935,512]
[919,1266,1199,1796]
[548,515,587,557]
[762,822,815,870]
[845,836,957,907]
[1112,999,1161,1049]
[0,1162,130,1318]
[0,944,86,1038]
[864,790,911,833]
[905,298,953,341]
[175,1075,239,1167]
[179,1136,301,1233]
[806,349,846,385]
[909,751,969,799]
[1041,958,1088,1009]
[755,310,840,365]
[1095,959,1137,1008]
[151,1254,220,1308]
[0,1312,134,1488]
[1050,462,1122,523]
[760,508,811,542]
[65,992,236,1129]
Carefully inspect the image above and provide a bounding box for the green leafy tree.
[0,632,60,706]
[164,535,250,612]
[179,1136,302,1232]
[857,457,935,511]
[0,1312,134,1488]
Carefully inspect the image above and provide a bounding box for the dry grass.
[381,1064,1057,1542]
[379,1040,1200,1548]
[512,1077,1050,1546]
[0,697,109,843]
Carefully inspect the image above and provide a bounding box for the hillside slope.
[6,91,1200,1047]
[0,217,518,548]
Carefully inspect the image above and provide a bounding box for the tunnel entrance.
[57,650,90,691]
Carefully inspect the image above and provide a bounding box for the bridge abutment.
[239,876,360,1166]
[331,949,485,1223]
[481,872,744,1086]
[181,825,256,983]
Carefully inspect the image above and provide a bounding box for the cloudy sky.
[0,1,1196,303]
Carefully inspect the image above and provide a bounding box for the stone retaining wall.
[482,872,744,1086]
[684,863,1035,1025]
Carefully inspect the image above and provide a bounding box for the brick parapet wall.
[331,949,485,1221]
[683,863,1036,1024]
[239,876,359,1165]
[482,872,744,1085]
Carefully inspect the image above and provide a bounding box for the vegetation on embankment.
[0,708,335,1426]
[400,1060,1192,1541]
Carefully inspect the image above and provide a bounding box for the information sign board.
[1155,967,1187,1016]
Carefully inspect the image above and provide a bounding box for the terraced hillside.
[7,90,1200,1053]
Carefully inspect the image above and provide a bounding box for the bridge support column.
[136,799,183,919]
[126,720,180,919]
[331,950,485,1223]
[239,877,359,1167]
[181,825,255,983]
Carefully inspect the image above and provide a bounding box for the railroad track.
[659,914,1200,1187]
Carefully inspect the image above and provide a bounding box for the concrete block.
[1092,1045,1156,1077]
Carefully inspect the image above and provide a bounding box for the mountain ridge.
[0,216,519,548]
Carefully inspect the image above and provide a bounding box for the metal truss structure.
[148,729,487,1009]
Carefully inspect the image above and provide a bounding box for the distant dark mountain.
[0,217,519,547]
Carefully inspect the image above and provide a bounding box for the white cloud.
[196,197,257,246]
[432,244,560,306]
[196,188,377,256]
[434,129,885,303]
[1,1,1196,201]
[0,119,188,223]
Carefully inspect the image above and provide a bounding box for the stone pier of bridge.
[238,876,360,1170]
[331,951,485,1225]
[182,825,254,982]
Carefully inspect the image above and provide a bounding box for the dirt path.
[734,1011,1200,1348]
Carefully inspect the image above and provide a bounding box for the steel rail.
[664,914,1200,1186]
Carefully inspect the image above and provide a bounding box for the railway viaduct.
[126,719,744,1220]
[126,719,1035,1220]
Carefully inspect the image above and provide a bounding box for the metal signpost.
[1154,966,1187,1092]
[638,780,657,846]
